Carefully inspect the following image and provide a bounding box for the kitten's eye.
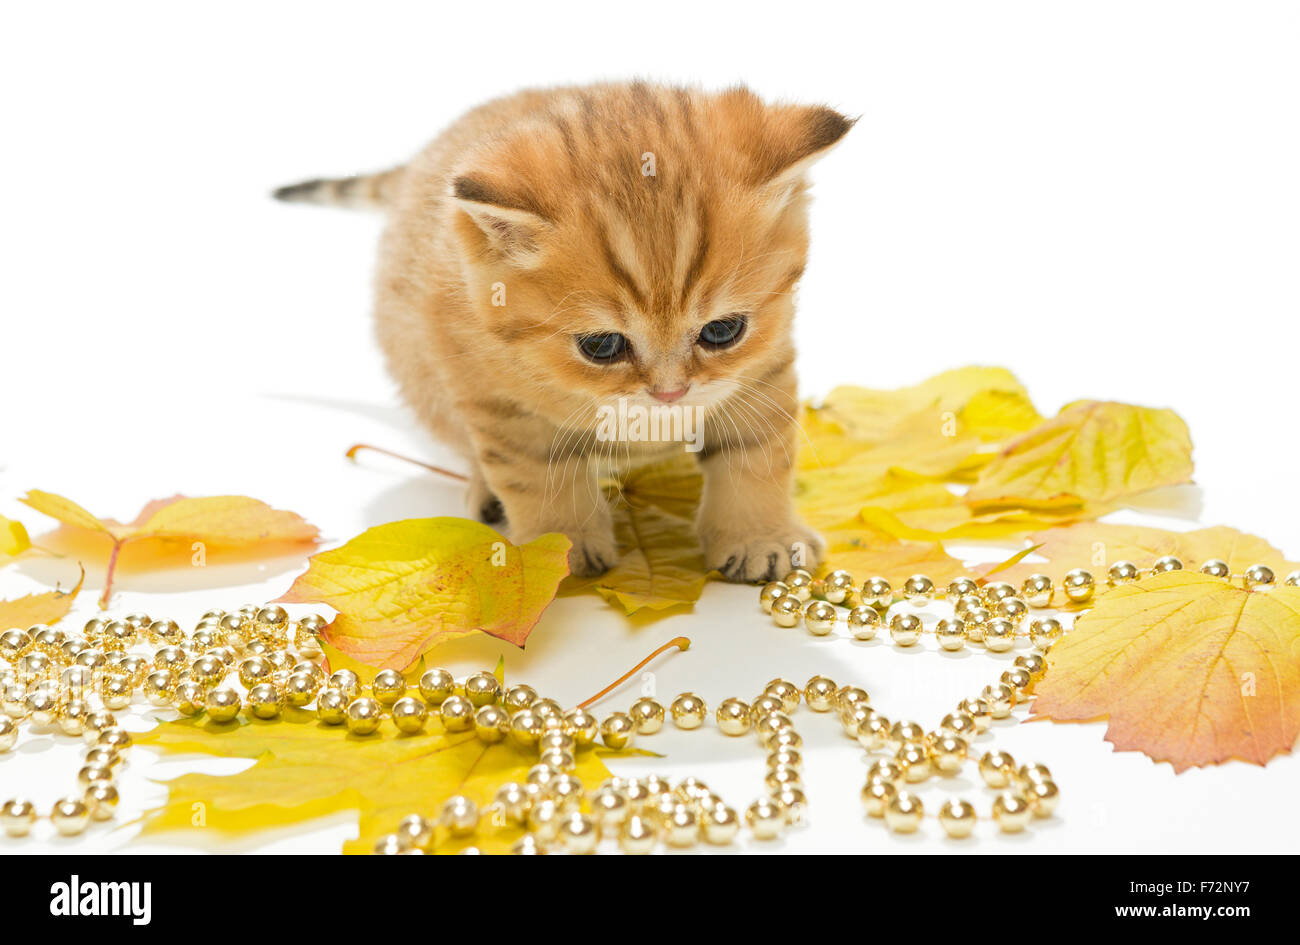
[576,332,629,363]
[698,315,747,349]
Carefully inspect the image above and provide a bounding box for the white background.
[1,1,1297,853]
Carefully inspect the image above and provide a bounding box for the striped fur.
[281,82,852,579]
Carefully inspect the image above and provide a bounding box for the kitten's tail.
[271,166,405,210]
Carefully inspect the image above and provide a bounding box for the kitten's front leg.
[466,421,618,577]
[696,416,823,584]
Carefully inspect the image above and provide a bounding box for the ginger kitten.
[276,82,851,581]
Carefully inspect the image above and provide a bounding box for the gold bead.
[768,747,802,771]
[889,612,923,646]
[418,668,455,705]
[1021,574,1053,607]
[560,812,600,854]
[1013,653,1047,678]
[139,669,177,707]
[1152,555,1183,574]
[939,799,976,838]
[823,569,855,604]
[1108,561,1141,585]
[77,763,113,788]
[890,720,926,744]
[85,784,119,822]
[246,683,282,720]
[979,750,1017,788]
[1001,667,1034,694]
[205,687,242,722]
[996,596,1029,625]
[619,814,657,854]
[562,708,599,746]
[495,782,532,825]
[840,703,875,738]
[97,677,131,713]
[473,704,509,742]
[759,581,790,613]
[715,698,752,736]
[771,594,802,627]
[903,573,934,605]
[600,711,636,748]
[440,795,479,836]
[1200,559,1231,579]
[1284,570,1300,587]
[439,695,475,733]
[391,696,429,734]
[764,764,803,792]
[935,618,965,651]
[702,805,740,844]
[939,712,977,740]
[236,655,271,689]
[846,605,880,640]
[801,675,835,711]
[782,569,813,602]
[1,798,36,836]
[962,606,991,642]
[856,715,891,750]
[981,683,1016,718]
[1027,779,1060,817]
[0,715,23,752]
[750,694,785,719]
[317,687,348,724]
[745,798,785,840]
[58,700,88,737]
[395,813,435,850]
[463,671,501,707]
[763,679,801,712]
[1029,617,1064,649]
[860,576,892,608]
[931,734,968,775]
[669,693,707,729]
[1244,564,1275,588]
[663,804,699,847]
[982,618,1016,653]
[993,792,1033,832]
[628,697,665,734]
[172,680,205,717]
[803,600,837,635]
[51,797,91,836]
[860,780,896,817]
[1062,568,1095,602]
[959,698,993,732]
[947,577,979,598]
[763,728,802,751]
[835,685,871,713]
[866,759,906,786]
[983,581,1017,604]
[371,669,406,705]
[508,708,543,747]
[896,743,931,782]
[884,791,923,833]
[345,697,382,735]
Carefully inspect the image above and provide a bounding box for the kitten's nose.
[650,387,688,403]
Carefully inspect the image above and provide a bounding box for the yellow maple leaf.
[818,525,967,586]
[279,518,571,669]
[20,491,320,609]
[136,701,630,854]
[976,522,1300,588]
[1032,571,1300,771]
[965,400,1193,511]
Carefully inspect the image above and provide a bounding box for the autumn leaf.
[564,455,712,615]
[0,565,85,629]
[0,515,31,559]
[20,491,320,609]
[976,523,1300,588]
[136,703,629,854]
[819,525,968,587]
[965,401,1193,511]
[278,518,571,669]
[1032,571,1300,771]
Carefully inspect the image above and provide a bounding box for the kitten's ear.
[451,175,551,267]
[732,94,855,213]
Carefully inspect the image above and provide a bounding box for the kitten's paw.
[702,524,824,584]
[566,529,620,577]
[466,475,505,526]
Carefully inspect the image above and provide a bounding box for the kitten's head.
[450,84,852,419]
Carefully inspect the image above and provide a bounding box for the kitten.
[276,82,851,581]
